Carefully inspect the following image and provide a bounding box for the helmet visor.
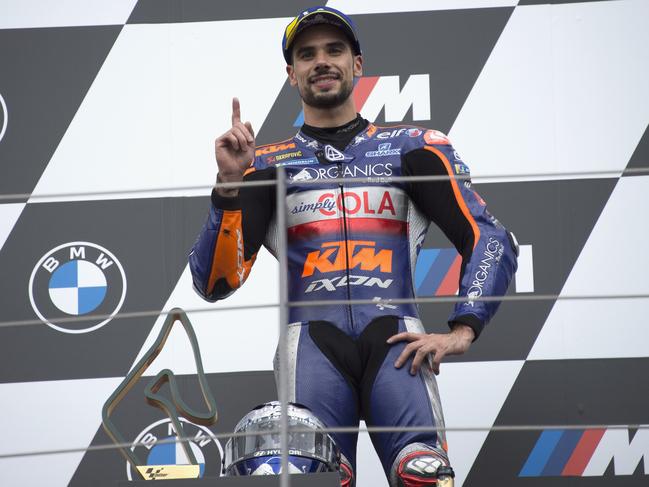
[224,414,338,470]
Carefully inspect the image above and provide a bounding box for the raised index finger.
[231,97,241,126]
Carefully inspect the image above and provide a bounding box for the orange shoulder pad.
[423,129,450,145]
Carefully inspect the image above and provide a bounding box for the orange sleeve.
[207,210,256,293]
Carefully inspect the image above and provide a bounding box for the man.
[190,6,518,486]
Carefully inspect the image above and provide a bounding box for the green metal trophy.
[102,308,218,480]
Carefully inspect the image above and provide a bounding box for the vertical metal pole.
[276,166,290,487]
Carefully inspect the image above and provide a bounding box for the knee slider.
[339,454,354,487]
[390,443,454,487]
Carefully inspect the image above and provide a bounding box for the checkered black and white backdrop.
[0,0,647,485]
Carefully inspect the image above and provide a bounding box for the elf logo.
[520,426,649,477]
[293,74,430,126]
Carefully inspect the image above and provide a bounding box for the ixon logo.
[520,427,649,477]
[294,74,430,126]
[302,240,392,277]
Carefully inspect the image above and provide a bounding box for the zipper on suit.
[336,161,355,330]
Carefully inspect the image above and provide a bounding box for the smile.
[310,73,340,85]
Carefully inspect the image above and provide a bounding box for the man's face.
[287,25,363,110]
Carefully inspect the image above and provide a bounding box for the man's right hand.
[215,97,255,197]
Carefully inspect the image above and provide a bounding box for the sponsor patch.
[376,128,415,139]
[267,150,303,163]
[365,142,401,158]
[305,274,394,293]
[302,240,393,277]
[255,142,296,156]
[277,157,317,167]
[287,163,393,181]
[287,187,407,226]
[465,237,504,307]
[323,144,353,163]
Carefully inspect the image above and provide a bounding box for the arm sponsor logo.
[465,237,504,307]
[235,228,245,284]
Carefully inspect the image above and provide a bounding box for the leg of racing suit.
[274,321,360,482]
[360,317,454,486]
[274,317,452,485]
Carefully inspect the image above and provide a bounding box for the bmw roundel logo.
[127,418,223,481]
[28,241,126,334]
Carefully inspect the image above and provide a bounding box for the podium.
[118,473,340,486]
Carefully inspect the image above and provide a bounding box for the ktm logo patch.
[255,143,296,156]
[302,240,392,277]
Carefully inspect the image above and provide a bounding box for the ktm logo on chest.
[255,143,296,156]
[302,240,392,277]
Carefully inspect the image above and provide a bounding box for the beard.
[299,73,354,109]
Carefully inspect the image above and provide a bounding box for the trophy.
[102,308,218,480]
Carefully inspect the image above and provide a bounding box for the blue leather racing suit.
[189,119,518,479]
